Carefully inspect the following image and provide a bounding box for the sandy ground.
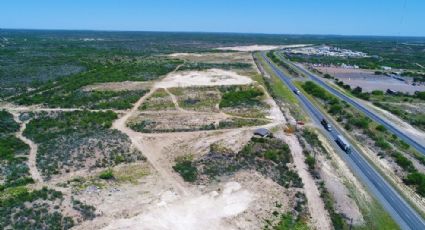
[103,182,253,230]
[216,44,311,52]
[11,113,43,183]
[155,69,252,88]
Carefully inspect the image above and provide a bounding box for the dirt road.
[12,113,43,183]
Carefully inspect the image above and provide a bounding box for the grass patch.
[114,164,149,184]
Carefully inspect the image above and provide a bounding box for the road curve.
[260,52,425,230]
[276,53,425,155]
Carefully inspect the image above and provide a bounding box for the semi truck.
[336,135,351,153]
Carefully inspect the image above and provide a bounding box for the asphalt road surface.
[260,52,425,230]
[275,53,425,155]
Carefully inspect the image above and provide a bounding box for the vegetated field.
[218,85,270,118]
[0,186,96,229]
[0,110,32,190]
[196,137,301,187]
[299,80,425,198]
[370,92,425,131]
[23,110,142,179]
[12,56,177,109]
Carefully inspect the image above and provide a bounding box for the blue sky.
[1,0,424,36]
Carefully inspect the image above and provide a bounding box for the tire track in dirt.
[163,87,187,112]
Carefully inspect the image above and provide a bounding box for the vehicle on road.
[335,135,351,153]
[293,89,300,95]
[321,119,332,131]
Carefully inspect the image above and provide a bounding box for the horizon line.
[1,27,425,39]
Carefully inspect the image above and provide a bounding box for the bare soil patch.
[155,69,253,88]
[216,44,311,52]
[82,81,152,92]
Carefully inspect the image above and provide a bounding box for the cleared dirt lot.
[317,66,425,93]
[215,44,311,52]
[155,69,253,88]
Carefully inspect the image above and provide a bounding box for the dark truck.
[336,135,351,153]
[321,119,332,131]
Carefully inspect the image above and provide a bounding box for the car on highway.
[321,119,332,131]
[293,89,300,95]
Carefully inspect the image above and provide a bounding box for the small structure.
[254,128,272,138]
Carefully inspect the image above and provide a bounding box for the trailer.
[335,135,351,153]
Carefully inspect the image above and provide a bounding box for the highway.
[275,53,425,155]
[260,52,425,230]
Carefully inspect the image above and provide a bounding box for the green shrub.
[305,155,315,170]
[0,110,19,135]
[272,213,309,230]
[350,116,370,129]
[372,90,384,96]
[404,172,425,197]
[173,155,198,182]
[99,169,114,180]
[375,138,391,150]
[219,87,263,108]
[392,152,415,172]
[376,125,387,132]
